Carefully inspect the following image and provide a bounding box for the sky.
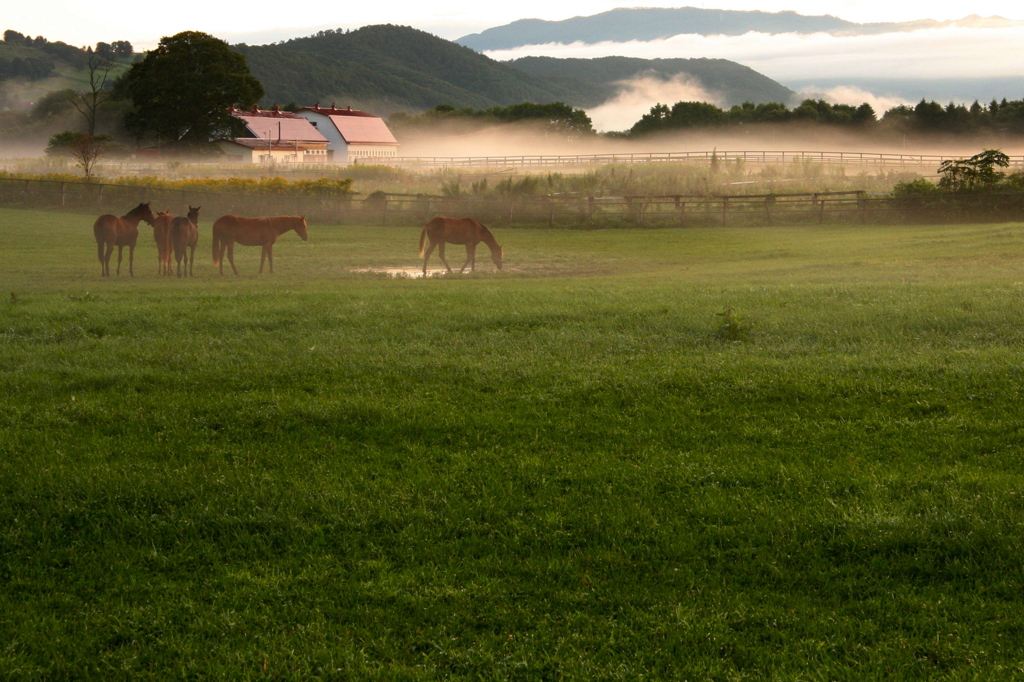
[7,1,1024,47]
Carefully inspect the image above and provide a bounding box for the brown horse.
[152,211,173,276]
[170,206,200,278]
[418,217,503,275]
[211,215,308,275]
[93,202,156,277]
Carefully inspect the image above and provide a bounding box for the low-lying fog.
[395,123,1024,160]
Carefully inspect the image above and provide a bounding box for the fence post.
[722,197,728,226]
[679,201,686,227]
[382,199,388,226]
[60,182,66,207]
[22,180,29,204]
[507,200,514,226]
[548,199,555,228]
[819,198,826,224]
[765,198,772,225]
[97,184,105,209]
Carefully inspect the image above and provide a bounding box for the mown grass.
[2,207,1024,679]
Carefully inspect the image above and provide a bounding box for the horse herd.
[92,202,503,278]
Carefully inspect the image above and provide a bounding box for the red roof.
[328,115,398,145]
[301,104,377,118]
[226,138,327,151]
[230,107,327,143]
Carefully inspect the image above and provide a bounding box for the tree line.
[628,97,1024,137]
[2,30,133,78]
[388,102,595,138]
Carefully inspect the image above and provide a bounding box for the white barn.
[222,106,330,164]
[296,105,399,163]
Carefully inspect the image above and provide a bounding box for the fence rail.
[382,150,1024,171]
[3,176,1024,229]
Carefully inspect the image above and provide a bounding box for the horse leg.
[116,245,124,276]
[460,244,475,273]
[188,245,195,277]
[422,242,436,275]
[97,242,106,276]
[259,245,267,274]
[268,246,274,274]
[103,243,113,277]
[227,242,239,276]
[129,244,135,277]
[438,242,453,273]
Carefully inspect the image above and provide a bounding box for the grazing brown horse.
[152,211,173,276]
[418,217,503,275]
[211,215,308,275]
[93,202,156,277]
[170,206,200,278]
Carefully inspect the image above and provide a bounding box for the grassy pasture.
[2,207,1024,679]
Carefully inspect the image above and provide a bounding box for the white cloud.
[486,25,1024,82]
[587,74,721,132]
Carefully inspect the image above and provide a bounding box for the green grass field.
[2,207,1024,679]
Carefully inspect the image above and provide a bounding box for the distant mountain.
[457,8,1024,51]
[235,25,794,116]
[508,56,794,107]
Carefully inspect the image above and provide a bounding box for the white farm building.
[221,106,330,164]
[296,105,399,163]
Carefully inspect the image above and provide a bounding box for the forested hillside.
[235,25,795,116]
[235,25,608,115]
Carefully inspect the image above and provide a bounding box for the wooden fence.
[383,150,1024,171]
[3,176,1024,229]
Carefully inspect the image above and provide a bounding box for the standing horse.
[211,215,308,275]
[418,217,503,275]
[152,211,173,276]
[170,206,200,278]
[93,202,156,277]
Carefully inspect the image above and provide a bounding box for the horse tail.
[418,226,427,257]
[212,227,222,267]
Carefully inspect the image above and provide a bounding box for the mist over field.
[393,122,1023,160]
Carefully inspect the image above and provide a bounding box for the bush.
[892,178,941,197]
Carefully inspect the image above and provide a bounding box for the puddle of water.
[352,267,450,279]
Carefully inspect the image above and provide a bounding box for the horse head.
[188,206,201,225]
[133,202,157,226]
[492,244,503,270]
[295,216,308,241]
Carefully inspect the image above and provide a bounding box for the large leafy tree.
[121,31,263,148]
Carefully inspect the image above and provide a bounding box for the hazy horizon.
[6,2,1024,49]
